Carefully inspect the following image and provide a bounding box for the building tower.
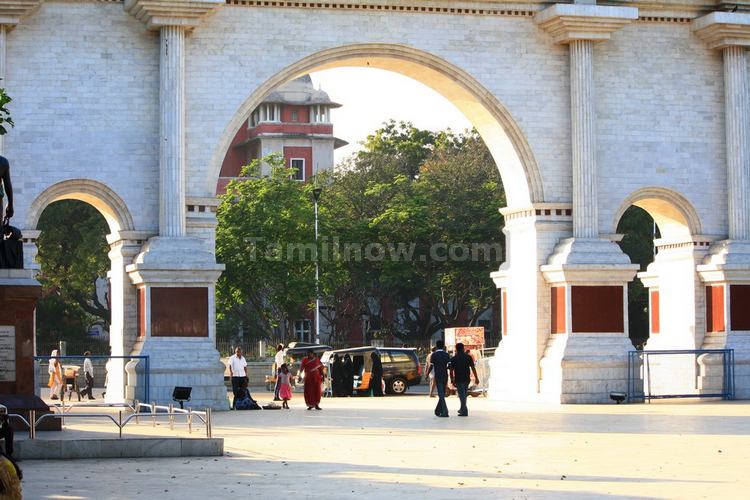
[217,75,347,193]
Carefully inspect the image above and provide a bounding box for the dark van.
[322,347,422,395]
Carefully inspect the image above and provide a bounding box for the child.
[278,363,293,409]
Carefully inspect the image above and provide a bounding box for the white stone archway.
[26,179,149,403]
[615,188,711,396]
[206,43,544,210]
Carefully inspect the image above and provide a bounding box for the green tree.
[320,123,505,343]
[36,200,110,344]
[216,155,316,341]
[617,205,658,348]
[0,83,14,135]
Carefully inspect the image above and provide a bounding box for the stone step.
[14,437,223,460]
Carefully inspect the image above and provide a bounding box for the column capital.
[0,0,41,27]
[535,4,638,44]
[124,0,223,31]
[693,12,750,50]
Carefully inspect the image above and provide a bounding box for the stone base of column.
[539,238,639,403]
[120,236,227,409]
[125,337,227,409]
[539,332,633,403]
[698,239,750,399]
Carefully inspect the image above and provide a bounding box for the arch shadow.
[205,43,544,207]
[25,179,135,233]
[613,187,702,241]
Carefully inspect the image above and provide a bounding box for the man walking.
[449,343,480,417]
[79,351,96,400]
[272,344,284,401]
[228,347,248,409]
[429,340,451,417]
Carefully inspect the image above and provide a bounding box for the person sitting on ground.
[234,379,260,410]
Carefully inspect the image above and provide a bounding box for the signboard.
[0,325,15,382]
[444,326,485,354]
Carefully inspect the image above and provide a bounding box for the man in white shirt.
[80,351,95,400]
[228,347,248,410]
[272,344,285,401]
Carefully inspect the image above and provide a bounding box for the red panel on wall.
[137,287,145,338]
[501,289,507,336]
[706,285,725,333]
[284,146,313,180]
[281,105,310,123]
[650,290,660,334]
[571,286,624,333]
[730,285,750,331]
[151,287,209,337]
[550,286,566,334]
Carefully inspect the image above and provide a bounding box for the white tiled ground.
[18,390,750,499]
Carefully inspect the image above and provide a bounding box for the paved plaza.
[15,390,750,499]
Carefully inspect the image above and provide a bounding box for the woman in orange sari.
[47,350,63,400]
[298,351,324,410]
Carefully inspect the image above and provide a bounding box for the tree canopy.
[36,200,110,344]
[215,122,507,344]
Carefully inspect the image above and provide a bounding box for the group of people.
[229,346,324,411]
[426,340,480,417]
[46,349,96,401]
[328,353,354,397]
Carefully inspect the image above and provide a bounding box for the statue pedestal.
[0,269,57,430]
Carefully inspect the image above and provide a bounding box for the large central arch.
[205,43,544,207]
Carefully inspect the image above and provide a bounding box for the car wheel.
[390,377,407,395]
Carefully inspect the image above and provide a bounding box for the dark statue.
[0,155,22,268]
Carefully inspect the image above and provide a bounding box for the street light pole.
[312,187,322,344]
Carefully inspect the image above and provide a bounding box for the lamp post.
[312,187,322,344]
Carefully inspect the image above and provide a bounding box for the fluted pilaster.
[724,45,750,240]
[570,39,597,238]
[159,25,186,237]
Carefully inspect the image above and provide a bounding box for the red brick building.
[217,75,347,194]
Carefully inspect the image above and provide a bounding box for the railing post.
[119,411,123,438]
[151,402,156,427]
[206,408,211,439]
[29,410,36,439]
[188,407,192,434]
[168,403,174,430]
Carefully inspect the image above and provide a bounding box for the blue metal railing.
[627,349,734,402]
[34,355,150,404]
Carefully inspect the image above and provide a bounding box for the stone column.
[104,232,146,403]
[693,12,750,398]
[124,0,226,408]
[569,39,597,238]
[535,4,639,403]
[724,45,750,240]
[159,25,186,237]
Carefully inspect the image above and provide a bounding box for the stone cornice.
[0,0,41,26]
[535,4,639,44]
[124,0,224,30]
[692,11,750,49]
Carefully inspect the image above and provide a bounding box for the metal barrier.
[34,354,151,404]
[627,349,735,402]
[6,404,212,440]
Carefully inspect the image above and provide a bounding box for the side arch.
[26,179,136,233]
[613,187,702,240]
[205,43,544,207]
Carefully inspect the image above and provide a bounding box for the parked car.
[321,346,422,395]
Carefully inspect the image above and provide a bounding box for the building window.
[295,319,312,343]
[290,158,305,181]
[291,110,298,122]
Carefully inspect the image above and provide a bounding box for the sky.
[309,67,473,165]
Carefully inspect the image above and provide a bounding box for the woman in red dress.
[299,351,324,410]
